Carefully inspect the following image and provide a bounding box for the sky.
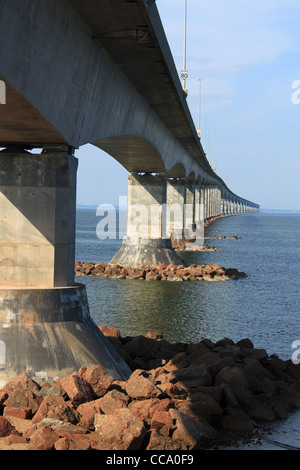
[76,0,300,211]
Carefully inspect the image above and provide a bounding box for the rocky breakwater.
[75,261,246,282]
[0,329,299,450]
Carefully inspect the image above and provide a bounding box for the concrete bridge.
[0,0,259,385]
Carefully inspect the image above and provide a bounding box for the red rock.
[150,411,173,434]
[99,326,121,338]
[0,388,10,405]
[144,331,165,341]
[4,406,33,420]
[30,426,60,450]
[5,373,41,394]
[54,373,94,405]
[0,416,20,437]
[126,370,161,400]
[94,408,147,450]
[54,437,91,451]
[4,434,28,446]
[170,409,219,449]
[97,390,129,415]
[77,400,102,430]
[32,396,78,424]
[129,399,160,421]
[78,365,114,398]
[147,430,179,450]
[4,388,43,415]
[165,383,189,400]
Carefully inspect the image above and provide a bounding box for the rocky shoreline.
[75,261,246,282]
[0,328,299,451]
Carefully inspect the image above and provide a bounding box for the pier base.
[0,284,131,387]
[109,238,185,268]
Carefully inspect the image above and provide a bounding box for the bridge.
[0,0,259,385]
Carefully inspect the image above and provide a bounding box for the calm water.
[75,210,300,450]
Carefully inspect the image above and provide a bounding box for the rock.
[0,416,20,437]
[147,430,179,450]
[168,364,213,387]
[30,426,60,450]
[4,389,43,416]
[99,326,121,338]
[4,434,28,446]
[170,409,219,449]
[54,437,91,451]
[35,418,88,436]
[5,373,41,395]
[222,407,254,434]
[31,396,78,425]
[4,407,33,420]
[77,400,103,430]
[248,403,276,422]
[126,370,161,400]
[96,390,129,415]
[77,365,114,398]
[54,373,94,405]
[129,398,161,421]
[94,408,147,450]
[150,411,173,434]
[215,366,249,399]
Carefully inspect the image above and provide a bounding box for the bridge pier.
[109,173,185,267]
[0,148,131,386]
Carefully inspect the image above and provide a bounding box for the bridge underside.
[0,77,66,148]
[0,0,259,385]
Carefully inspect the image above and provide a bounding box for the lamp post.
[181,0,188,93]
[197,78,201,138]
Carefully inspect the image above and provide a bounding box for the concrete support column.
[185,180,195,231]
[0,149,131,386]
[165,177,185,242]
[109,173,185,267]
[0,150,77,288]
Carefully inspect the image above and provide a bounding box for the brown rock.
[0,416,20,437]
[147,430,179,450]
[222,407,254,434]
[168,363,213,387]
[5,373,41,395]
[77,400,102,430]
[94,408,147,450]
[54,437,91,451]
[0,388,10,405]
[4,389,43,415]
[54,373,94,405]
[32,396,78,425]
[215,366,249,398]
[97,390,129,415]
[150,411,173,434]
[170,409,219,449]
[4,407,33,420]
[99,326,121,338]
[129,398,160,421]
[30,426,60,450]
[4,434,28,446]
[126,370,161,400]
[78,365,114,398]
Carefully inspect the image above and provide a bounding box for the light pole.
[181,0,188,93]
[197,78,201,138]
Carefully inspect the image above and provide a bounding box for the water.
[75,210,300,449]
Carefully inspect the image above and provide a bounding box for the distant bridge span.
[0,0,259,385]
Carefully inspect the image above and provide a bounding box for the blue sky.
[76,0,300,210]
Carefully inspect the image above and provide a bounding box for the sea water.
[75,210,300,450]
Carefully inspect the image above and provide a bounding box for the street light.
[197,78,201,138]
[181,0,188,93]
